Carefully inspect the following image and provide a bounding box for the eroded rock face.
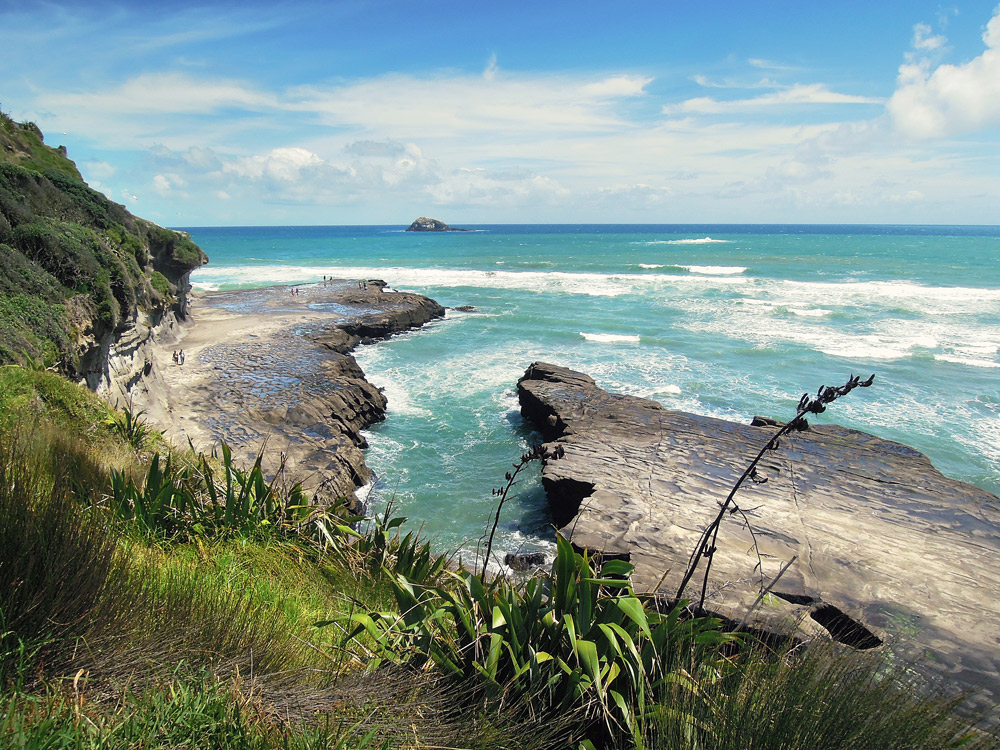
[518,361,1000,716]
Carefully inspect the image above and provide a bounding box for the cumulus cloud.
[913,22,947,52]
[888,6,1000,138]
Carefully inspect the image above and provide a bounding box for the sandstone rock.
[518,361,1000,716]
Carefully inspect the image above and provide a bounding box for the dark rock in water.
[752,415,809,430]
[405,216,469,232]
[453,305,478,313]
[504,551,547,571]
[518,361,1000,718]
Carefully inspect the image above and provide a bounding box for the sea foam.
[580,332,641,343]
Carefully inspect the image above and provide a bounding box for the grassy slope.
[0,110,206,376]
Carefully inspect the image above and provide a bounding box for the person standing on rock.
[172,350,178,364]
[179,349,185,365]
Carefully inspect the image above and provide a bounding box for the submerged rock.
[518,361,1000,716]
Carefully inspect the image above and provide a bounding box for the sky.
[2,0,999,227]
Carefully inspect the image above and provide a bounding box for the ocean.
[181,224,1000,563]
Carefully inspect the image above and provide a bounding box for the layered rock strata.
[518,361,1000,714]
[134,281,444,507]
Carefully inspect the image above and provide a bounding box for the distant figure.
[172,350,178,364]
[179,349,185,365]
[363,281,368,290]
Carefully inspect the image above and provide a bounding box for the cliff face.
[0,110,206,401]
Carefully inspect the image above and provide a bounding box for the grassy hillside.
[0,109,206,377]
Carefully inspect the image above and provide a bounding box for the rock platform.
[139,280,443,507]
[518,361,1000,715]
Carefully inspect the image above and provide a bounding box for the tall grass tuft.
[342,534,737,747]
[0,429,119,677]
[646,640,991,749]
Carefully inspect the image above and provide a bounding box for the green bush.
[0,294,70,368]
[344,535,736,747]
[150,269,172,299]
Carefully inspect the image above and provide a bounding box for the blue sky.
[2,0,999,226]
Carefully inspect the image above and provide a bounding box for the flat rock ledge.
[518,361,1000,716]
[141,281,444,510]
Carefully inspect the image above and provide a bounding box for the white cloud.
[581,75,652,98]
[913,22,947,52]
[228,147,326,182]
[291,71,652,138]
[43,72,277,116]
[888,6,1000,138]
[152,174,172,194]
[82,160,116,178]
[483,52,499,82]
[665,84,883,115]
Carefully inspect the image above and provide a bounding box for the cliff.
[0,109,206,402]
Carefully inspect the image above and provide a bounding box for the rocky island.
[404,216,469,232]
[518,362,1000,717]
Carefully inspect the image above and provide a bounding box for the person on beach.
[172,350,178,364]
[179,349,185,365]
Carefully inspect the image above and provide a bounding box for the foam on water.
[647,237,732,245]
[680,265,748,275]
[580,332,642,343]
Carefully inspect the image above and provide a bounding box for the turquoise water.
[182,224,1000,562]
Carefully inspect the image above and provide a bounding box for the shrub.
[150,269,172,300]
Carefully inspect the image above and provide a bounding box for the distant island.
[405,216,470,232]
